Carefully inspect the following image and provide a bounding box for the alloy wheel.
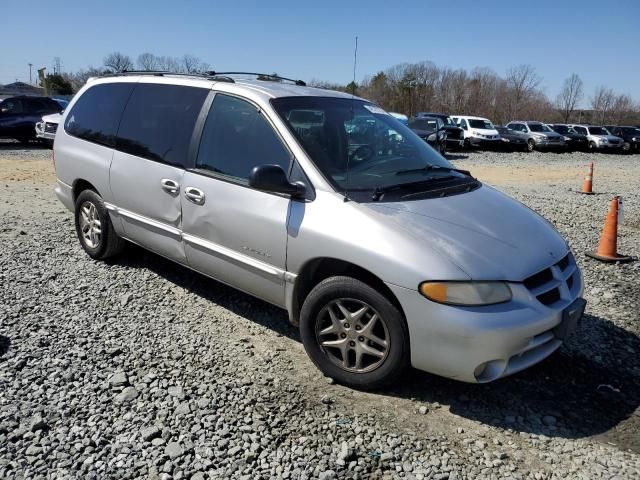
[79,201,102,248]
[315,299,390,373]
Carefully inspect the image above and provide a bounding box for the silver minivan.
[54,72,585,389]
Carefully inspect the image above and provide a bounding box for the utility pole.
[28,63,33,84]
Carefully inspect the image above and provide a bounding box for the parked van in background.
[452,115,501,148]
[53,72,585,389]
[505,121,566,151]
[569,124,624,152]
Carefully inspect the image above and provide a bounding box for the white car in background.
[568,124,624,151]
[35,112,62,142]
[452,115,500,148]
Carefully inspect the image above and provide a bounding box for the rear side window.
[196,94,291,182]
[116,83,208,168]
[64,83,134,147]
[1,98,24,114]
[24,98,58,113]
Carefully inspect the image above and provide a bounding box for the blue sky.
[2,0,638,106]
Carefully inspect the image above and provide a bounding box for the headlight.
[419,281,512,306]
[600,138,608,143]
[427,133,436,141]
[563,136,571,141]
[632,137,637,141]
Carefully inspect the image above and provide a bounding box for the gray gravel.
[1,148,639,479]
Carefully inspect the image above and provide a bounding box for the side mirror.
[249,164,305,198]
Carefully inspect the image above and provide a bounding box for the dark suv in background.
[0,96,62,143]
[415,112,464,151]
[549,124,589,151]
[408,117,448,154]
[608,126,640,153]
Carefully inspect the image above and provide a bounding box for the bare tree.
[590,86,616,124]
[181,55,209,73]
[505,64,541,118]
[137,53,157,71]
[556,73,583,123]
[103,52,133,73]
[610,94,634,125]
[156,55,180,72]
[65,66,107,91]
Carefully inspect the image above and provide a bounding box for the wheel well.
[290,258,404,325]
[72,179,98,202]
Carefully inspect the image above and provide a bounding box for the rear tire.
[300,276,409,390]
[588,141,596,152]
[622,142,631,153]
[74,190,125,260]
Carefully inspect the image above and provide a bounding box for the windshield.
[468,119,494,130]
[408,119,438,130]
[553,125,570,134]
[496,127,511,134]
[272,97,456,192]
[418,113,456,126]
[588,127,608,135]
[528,123,552,133]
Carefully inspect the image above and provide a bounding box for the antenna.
[351,36,358,95]
[344,35,358,202]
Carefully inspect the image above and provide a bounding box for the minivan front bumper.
[387,265,584,383]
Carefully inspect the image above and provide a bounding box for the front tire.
[299,276,409,390]
[526,139,535,152]
[74,190,124,260]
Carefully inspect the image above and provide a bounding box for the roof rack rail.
[99,70,235,83]
[206,71,306,86]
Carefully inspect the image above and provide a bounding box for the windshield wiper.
[395,164,471,177]
[371,176,461,201]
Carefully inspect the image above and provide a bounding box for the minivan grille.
[523,253,577,306]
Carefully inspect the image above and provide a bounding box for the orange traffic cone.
[580,162,594,194]
[586,196,634,263]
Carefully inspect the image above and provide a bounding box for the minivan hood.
[533,131,562,139]
[364,185,568,281]
[472,128,499,136]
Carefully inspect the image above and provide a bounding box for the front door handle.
[185,187,205,205]
[161,178,180,195]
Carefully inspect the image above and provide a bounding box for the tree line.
[313,62,639,126]
[45,53,640,125]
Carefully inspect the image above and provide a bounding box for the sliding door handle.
[185,187,205,205]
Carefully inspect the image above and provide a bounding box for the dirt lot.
[1,142,639,479]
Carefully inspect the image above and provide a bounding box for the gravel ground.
[1,142,639,479]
